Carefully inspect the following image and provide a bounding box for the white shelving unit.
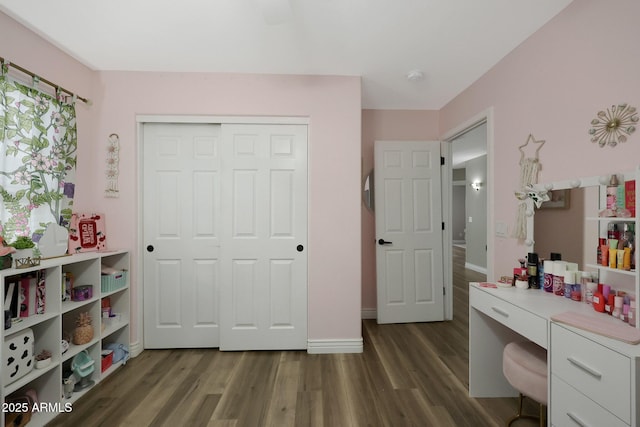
[1,250,130,427]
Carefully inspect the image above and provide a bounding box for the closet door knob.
[147,245,154,252]
[378,239,393,245]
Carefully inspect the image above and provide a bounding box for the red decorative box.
[101,350,113,372]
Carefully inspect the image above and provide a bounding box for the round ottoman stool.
[502,341,547,426]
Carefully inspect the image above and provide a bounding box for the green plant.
[9,236,35,250]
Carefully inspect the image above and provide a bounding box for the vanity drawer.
[551,374,628,427]
[470,287,547,348]
[551,324,631,424]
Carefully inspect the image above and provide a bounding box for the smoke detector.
[406,70,425,82]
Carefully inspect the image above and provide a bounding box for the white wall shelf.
[1,250,130,427]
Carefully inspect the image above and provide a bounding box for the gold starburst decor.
[589,103,638,147]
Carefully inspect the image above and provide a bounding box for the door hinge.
[442,222,445,231]
[440,156,445,166]
[443,287,446,295]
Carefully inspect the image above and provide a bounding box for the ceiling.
[0,0,572,110]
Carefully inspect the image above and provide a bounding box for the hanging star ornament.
[514,185,550,208]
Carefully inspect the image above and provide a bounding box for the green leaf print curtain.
[0,64,77,244]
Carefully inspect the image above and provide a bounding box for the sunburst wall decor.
[589,103,638,147]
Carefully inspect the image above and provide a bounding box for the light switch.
[468,216,473,223]
[495,221,508,237]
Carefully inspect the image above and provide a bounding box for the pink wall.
[93,72,362,343]
[361,110,440,310]
[439,0,640,280]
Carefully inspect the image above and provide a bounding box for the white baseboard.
[465,262,487,275]
[361,308,377,319]
[129,340,143,358]
[307,338,363,354]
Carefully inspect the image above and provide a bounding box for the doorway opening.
[442,109,494,319]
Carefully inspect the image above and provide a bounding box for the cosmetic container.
[593,292,606,312]
[606,174,619,211]
[543,260,554,292]
[585,282,597,305]
[553,262,566,296]
[563,271,574,299]
[613,296,623,318]
[527,253,539,289]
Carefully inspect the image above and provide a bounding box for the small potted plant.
[35,349,52,369]
[10,236,38,267]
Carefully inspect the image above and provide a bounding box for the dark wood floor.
[49,247,533,426]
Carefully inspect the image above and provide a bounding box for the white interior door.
[143,123,222,348]
[219,124,308,350]
[375,140,444,324]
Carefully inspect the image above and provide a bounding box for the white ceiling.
[0,0,572,110]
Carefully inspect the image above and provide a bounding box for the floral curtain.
[0,64,77,245]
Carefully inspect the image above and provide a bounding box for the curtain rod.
[0,56,90,105]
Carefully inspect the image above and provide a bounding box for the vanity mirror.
[528,169,639,296]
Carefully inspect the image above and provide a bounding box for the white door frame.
[134,115,310,352]
[440,108,494,320]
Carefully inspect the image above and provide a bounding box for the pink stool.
[502,341,548,426]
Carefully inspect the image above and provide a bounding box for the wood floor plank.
[294,390,323,427]
[263,355,300,427]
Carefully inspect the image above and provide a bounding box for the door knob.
[147,245,154,252]
[378,239,392,245]
[297,245,304,252]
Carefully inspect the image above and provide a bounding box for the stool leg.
[539,404,546,427]
[507,394,543,427]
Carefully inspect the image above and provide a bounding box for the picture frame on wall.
[539,189,570,209]
[68,213,107,253]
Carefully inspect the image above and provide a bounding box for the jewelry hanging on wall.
[105,133,120,198]
[589,103,638,148]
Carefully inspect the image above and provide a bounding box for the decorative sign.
[68,213,107,253]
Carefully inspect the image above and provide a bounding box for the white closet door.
[219,124,308,350]
[143,123,221,348]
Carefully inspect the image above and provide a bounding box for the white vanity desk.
[469,282,640,427]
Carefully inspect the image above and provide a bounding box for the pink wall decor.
[68,213,107,253]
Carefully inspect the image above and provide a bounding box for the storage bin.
[101,271,127,293]
[3,328,34,385]
[101,350,113,372]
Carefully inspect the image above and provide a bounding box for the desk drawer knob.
[491,306,509,317]
[567,412,588,427]
[567,356,602,379]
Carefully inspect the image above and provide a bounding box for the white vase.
[13,248,34,260]
[38,223,69,259]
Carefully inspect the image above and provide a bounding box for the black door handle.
[378,239,392,245]
[297,245,304,252]
[147,245,154,252]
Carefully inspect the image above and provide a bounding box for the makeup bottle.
[527,253,539,289]
[613,295,623,318]
[593,291,606,312]
[563,271,574,299]
[597,238,606,265]
[543,260,554,293]
[606,174,619,212]
[585,282,597,305]
[553,262,566,296]
[629,300,636,327]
